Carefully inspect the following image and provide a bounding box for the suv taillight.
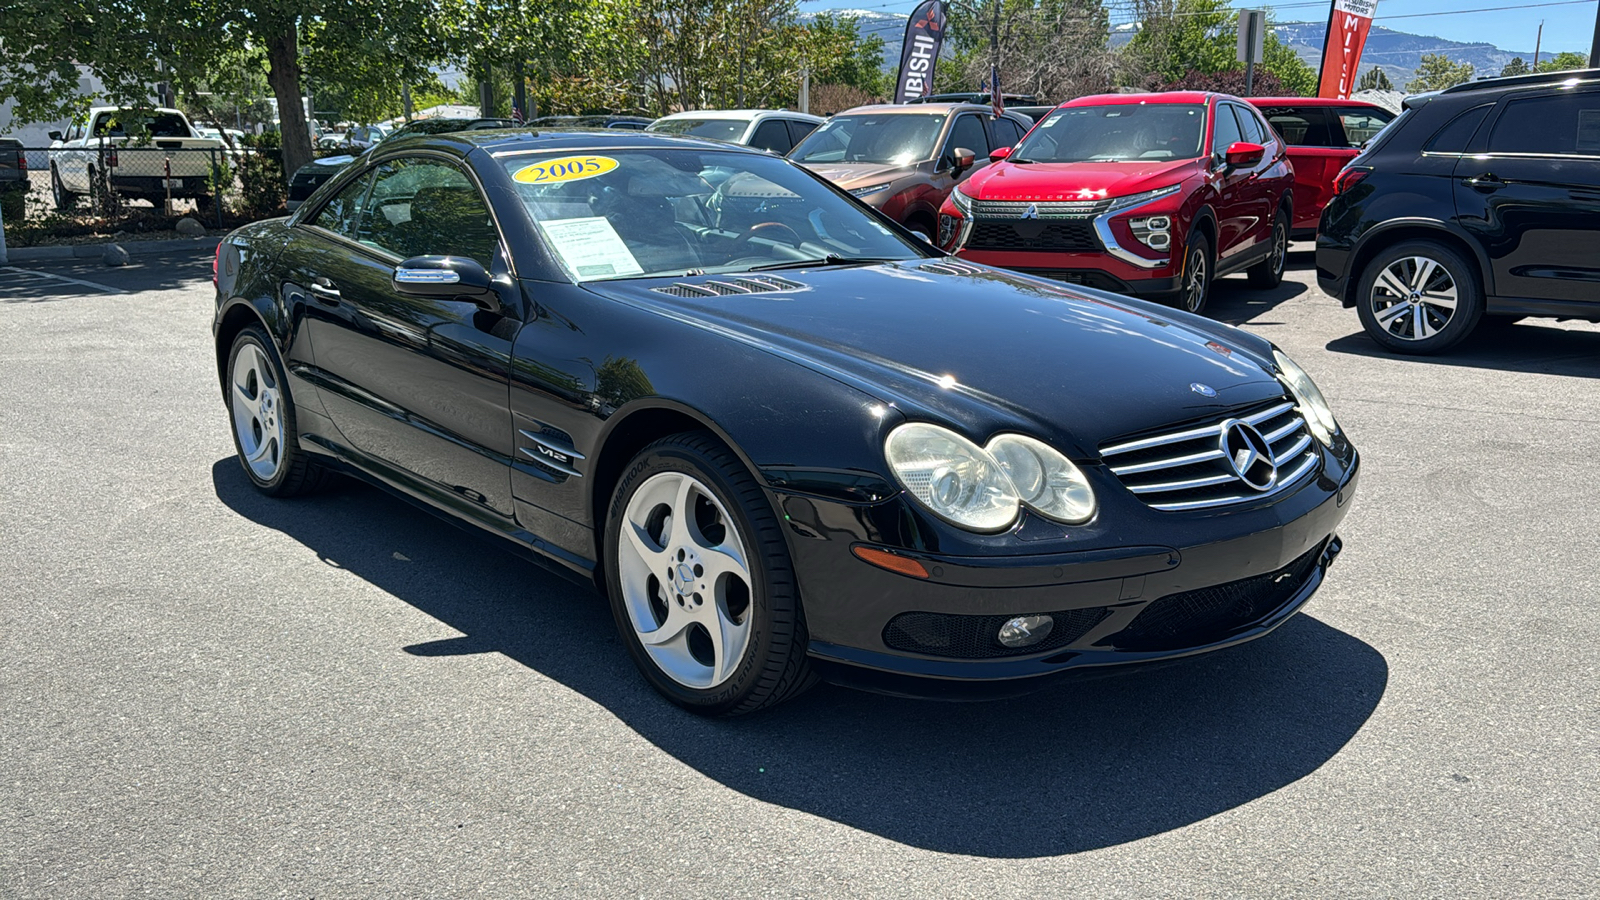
[15,151,25,172]
[1333,167,1371,196]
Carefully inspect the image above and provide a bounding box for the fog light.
[997,615,1054,648]
[1146,232,1171,251]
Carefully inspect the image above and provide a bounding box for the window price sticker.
[536,217,644,279]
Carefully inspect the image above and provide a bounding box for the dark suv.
[1318,70,1600,354]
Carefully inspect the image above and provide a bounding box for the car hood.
[965,158,1198,201]
[584,263,1286,458]
[797,161,920,189]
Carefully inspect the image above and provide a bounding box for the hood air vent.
[652,275,808,298]
[919,260,986,276]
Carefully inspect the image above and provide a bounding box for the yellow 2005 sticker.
[513,155,618,185]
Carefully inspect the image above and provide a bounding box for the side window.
[1337,108,1394,147]
[1487,91,1600,156]
[785,119,818,148]
[991,117,1025,148]
[1425,104,1492,154]
[311,171,374,239]
[749,119,792,153]
[1260,106,1339,147]
[943,114,990,164]
[1232,104,1267,144]
[356,158,499,266]
[1211,103,1244,154]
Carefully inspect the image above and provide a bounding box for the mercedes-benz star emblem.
[1220,420,1278,491]
[1191,382,1217,397]
[1020,203,1039,220]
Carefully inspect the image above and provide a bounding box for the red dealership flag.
[1318,0,1379,99]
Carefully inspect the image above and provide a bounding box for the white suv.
[646,110,824,154]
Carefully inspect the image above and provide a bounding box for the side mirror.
[48,130,62,142]
[393,255,499,312]
[951,147,976,174]
[988,146,1012,162]
[1224,141,1265,169]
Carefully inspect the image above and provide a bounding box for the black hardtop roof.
[375,127,770,157]
[1442,67,1600,95]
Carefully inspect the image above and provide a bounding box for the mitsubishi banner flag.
[1318,0,1380,99]
[894,0,946,104]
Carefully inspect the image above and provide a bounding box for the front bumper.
[956,248,1182,296]
[784,448,1359,697]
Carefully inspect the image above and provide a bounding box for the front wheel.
[1170,230,1213,315]
[1355,241,1484,355]
[605,432,816,716]
[225,326,330,496]
[1247,209,1289,288]
[51,166,78,211]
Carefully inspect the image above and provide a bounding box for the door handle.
[1464,173,1504,192]
[307,276,341,304]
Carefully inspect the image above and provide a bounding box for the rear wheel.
[605,431,816,716]
[1247,209,1289,288]
[1355,241,1484,355]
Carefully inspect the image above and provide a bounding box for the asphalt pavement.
[1,249,1595,897]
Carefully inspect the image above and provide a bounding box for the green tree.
[1406,54,1475,92]
[1535,51,1589,73]
[1122,1,1315,96]
[1500,57,1530,77]
[804,13,887,98]
[940,0,1113,100]
[1357,67,1394,92]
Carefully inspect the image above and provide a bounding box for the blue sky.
[802,0,1600,54]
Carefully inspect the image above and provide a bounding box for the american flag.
[512,105,523,124]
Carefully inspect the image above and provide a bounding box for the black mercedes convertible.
[212,128,1359,715]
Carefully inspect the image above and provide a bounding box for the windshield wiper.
[746,255,903,271]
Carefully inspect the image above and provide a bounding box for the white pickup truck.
[48,107,227,212]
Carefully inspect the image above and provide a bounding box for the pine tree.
[1356,67,1393,92]
[1500,57,1530,77]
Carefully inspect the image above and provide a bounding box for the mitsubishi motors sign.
[1318,0,1380,99]
[894,0,946,104]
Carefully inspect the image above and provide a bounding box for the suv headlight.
[948,184,974,215]
[849,182,893,197]
[1274,349,1339,445]
[1107,184,1181,213]
[885,423,1097,531]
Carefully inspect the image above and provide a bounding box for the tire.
[1170,229,1213,315]
[1355,240,1484,355]
[225,325,331,496]
[604,431,817,716]
[1247,208,1289,288]
[51,166,78,211]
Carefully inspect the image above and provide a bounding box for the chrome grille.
[968,198,1114,219]
[1100,400,1320,511]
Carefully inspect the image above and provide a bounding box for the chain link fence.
[0,142,297,245]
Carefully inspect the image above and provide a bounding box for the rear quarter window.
[1425,104,1492,154]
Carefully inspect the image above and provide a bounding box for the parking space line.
[0,266,128,295]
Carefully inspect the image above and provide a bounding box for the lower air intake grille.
[883,607,1112,659]
[1110,541,1326,652]
[966,220,1100,252]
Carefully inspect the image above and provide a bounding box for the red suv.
[1247,97,1395,238]
[938,92,1294,314]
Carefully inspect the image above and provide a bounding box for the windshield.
[1014,104,1207,163]
[646,119,748,142]
[789,114,944,166]
[499,148,923,282]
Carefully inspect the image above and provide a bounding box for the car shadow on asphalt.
[213,457,1388,859]
[1326,321,1600,379]
[0,250,215,302]
[1204,253,1314,327]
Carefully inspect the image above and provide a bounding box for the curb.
[4,236,222,264]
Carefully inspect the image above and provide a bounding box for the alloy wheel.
[231,342,285,481]
[1183,244,1208,312]
[1269,221,1287,277]
[617,471,754,689]
[1370,255,1457,341]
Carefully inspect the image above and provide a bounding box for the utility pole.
[1590,7,1599,67]
[990,0,1000,107]
[1533,21,1544,69]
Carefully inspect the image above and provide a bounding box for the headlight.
[1274,349,1339,445]
[948,184,974,215]
[849,182,893,197]
[985,434,1097,524]
[1106,184,1181,213]
[885,423,1020,532]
